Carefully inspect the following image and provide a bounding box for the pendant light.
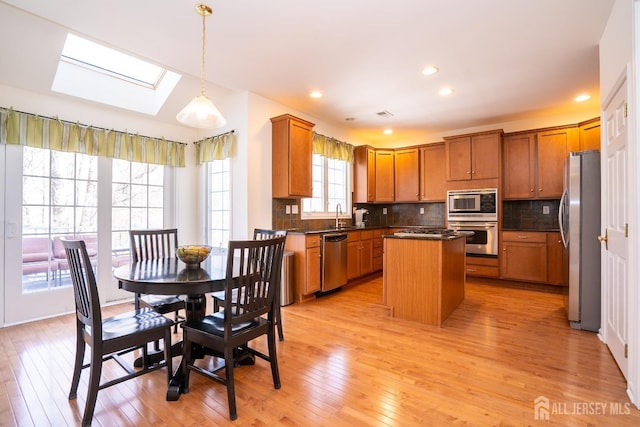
[176,4,226,129]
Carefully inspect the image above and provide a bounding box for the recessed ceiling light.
[439,87,454,96]
[310,91,323,98]
[345,117,356,121]
[574,94,591,102]
[383,129,393,135]
[422,66,439,76]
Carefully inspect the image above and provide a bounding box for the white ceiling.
[0,0,614,144]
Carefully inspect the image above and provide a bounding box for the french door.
[2,145,173,326]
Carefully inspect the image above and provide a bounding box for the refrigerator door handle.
[559,189,569,248]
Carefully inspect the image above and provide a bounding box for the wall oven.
[447,188,497,222]
[448,221,498,257]
[447,188,498,257]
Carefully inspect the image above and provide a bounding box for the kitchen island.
[383,232,466,326]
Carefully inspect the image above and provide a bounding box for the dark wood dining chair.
[62,238,173,427]
[211,228,288,341]
[181,236,286,420]
[129,229,185,332]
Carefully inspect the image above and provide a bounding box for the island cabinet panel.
[394,148,420,201]
[353,146,376,203]
[271,114,315,198]
[285,234,321,302]
[444,131,501,182]
[375,150,395,201]
[500,231,547,283]
[383,236,465,326]
[420,143,446,201]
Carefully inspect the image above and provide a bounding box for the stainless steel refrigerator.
[558,150,601,332]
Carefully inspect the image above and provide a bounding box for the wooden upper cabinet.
[445,131,500,181]
[503,133,536,199]
[503,126,577,200]
[420,143,446,201]
[270,114,315,198]
[394,148,420,201]
[579,118,601,152]
[537,127,576,198]
[375,150,395,202]
[353,146,376,203]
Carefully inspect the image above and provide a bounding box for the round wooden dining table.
[113,250,228,401]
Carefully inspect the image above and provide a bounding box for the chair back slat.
[62,239,102,332]
[223,236,286,335]
[129,229,178,262]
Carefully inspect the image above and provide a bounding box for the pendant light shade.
[177,4,226,129]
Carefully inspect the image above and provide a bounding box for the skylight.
[52,34,181,115]
[61,34,165,88]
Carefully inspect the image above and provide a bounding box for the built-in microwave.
[447,188,498,222]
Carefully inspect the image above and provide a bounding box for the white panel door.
[601,79,629,378]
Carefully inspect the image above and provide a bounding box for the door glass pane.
[21,147,98,293]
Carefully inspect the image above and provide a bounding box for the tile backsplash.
[502,199,560,230]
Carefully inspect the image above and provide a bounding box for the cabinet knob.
[467,171,471,175]
[530,188,534,192]
[539,188,543,192]
[503,248,507,251]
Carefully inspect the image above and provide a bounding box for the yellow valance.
[0,107,186,167]
[195,131,234,163]
[312,132,354,163]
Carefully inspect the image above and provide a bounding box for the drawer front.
[373,246,383,257]
[466,265,499,277]
[306,235,321,248]
[372,256,383,271]
[502,231,547,243]
[347,231,361,242]
[373,238,383,249]
[360,230,373,240]
[372,229,384,239]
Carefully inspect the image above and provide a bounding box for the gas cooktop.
[393,228,456,238]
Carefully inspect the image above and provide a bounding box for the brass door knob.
[598,229,609,250]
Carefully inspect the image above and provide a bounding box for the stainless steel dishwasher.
[321,233,348,292]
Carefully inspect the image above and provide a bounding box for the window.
[112,159,165,260]
[302,154,351,218]
[206,159,231,248]
[22,147,98,292]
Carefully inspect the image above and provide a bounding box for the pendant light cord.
[200,8,207,96]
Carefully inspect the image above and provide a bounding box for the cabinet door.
[579,120,600,152]
[375,150,395,201]
[445,136,471,181]
[471,133,500,180]
[305,246,321,293]
[420,143,446,201]
[501,241,547,282]
[360,239,373,276]
[536,129,575,198]
[394,148,419,201]
[547,232,567,285]
[503,133,535,199]
[353,146,375,203]
[347,240,360,280]
[289,120,313,196]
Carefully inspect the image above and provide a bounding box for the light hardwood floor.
[1,275,638,426]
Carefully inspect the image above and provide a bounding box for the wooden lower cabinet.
[347,230,374,280]
[285,234,321,301]
[372,229,384,271]
[500,231,566,285]
[546,232,567,286]
[465,256,499,278]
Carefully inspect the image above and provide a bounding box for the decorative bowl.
[176,245,212,268]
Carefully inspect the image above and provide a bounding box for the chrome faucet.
[335,203,343,228]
